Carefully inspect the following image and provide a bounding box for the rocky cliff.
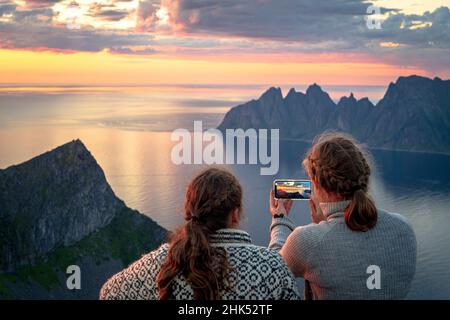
[218,75,450,153]
[0,140,168,299]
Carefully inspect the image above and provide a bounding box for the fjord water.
[0,89,449,299]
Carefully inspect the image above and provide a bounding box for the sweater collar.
[210,228,252,244]
[319,200,352,219]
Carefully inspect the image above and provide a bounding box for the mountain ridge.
[0,140,168,298]
[218,75,450,154]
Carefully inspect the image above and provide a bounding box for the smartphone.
[273,179,312,200]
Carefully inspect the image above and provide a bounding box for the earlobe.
[232,208,240,225]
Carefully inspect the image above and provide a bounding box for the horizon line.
[0,83,389,90]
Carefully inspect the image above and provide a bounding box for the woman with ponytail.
[100,167,299,300]
[269,132,417,299]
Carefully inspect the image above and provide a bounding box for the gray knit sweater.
[269,201,417,300]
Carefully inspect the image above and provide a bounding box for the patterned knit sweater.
[269,201,417,300]
[100,228,300,300]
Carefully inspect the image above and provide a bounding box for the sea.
[0,85,449,299]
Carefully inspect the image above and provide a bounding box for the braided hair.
[157,167,243,299]
[305,132,377,232]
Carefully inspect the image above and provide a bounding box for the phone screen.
[274,179,312,200]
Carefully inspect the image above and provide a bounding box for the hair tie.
[190,214,201,223]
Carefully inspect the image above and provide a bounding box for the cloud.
[378,7,450,49]
[88,2,131,22]
[138,0,446,48]
[109,45,156,54]
[136,0,158,32]
[0,0,449,74]
[136,0,377,40]
[136,0,450,74]
[360,6,450,71]
[95,9,130,21]
[0,0,151,54]
[20,0,63,9]
[0,24,155,53]
[0,3,155,53]
[0,2,16,15]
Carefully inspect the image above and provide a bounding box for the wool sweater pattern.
[100,228,300,300]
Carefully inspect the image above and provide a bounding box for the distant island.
[218,75,450,154]
[0,140,168,299]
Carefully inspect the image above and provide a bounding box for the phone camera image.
[274,179,312,200]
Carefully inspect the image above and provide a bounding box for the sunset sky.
[0,0,449,87]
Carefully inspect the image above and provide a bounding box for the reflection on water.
[0,89,238,129]
[1,126,449,299]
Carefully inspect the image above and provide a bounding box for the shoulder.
[227,244,284,262]
[279,221,335,264]
[376,209,416,240]
[140,243,170,265]
[226,244,299,298]
[377,208,408,223]
[123,243,170,275]
[290,221,333,247]
[252,244,289,262]
[99,243,170,300]
[228,244,293,273]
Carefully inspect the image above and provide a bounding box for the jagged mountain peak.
[218,75,450,154]
[285,87,305,101]
[0,139,167,298]
[259,86,282,101]
[5,138,92,171]
[389,75,436,93]
[53,138,85,151]
[44,138,90,161]
[0,139,124,272]
[286,87,297,97]
[397,74,432,84]
[358,97,375,107]
[379,75,438,107]
[306,83,325,95]
[337,92,357,107]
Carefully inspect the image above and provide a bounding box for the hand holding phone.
[269,190,293,217]
[273,179,312,200]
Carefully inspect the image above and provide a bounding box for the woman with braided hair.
[269,132,417,299]
[100,167,299,300]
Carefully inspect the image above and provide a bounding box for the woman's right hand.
[269,190,293,217]
[309,195,326,223]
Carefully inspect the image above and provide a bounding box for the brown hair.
[157,167,243,300]
[304,132,377,232]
